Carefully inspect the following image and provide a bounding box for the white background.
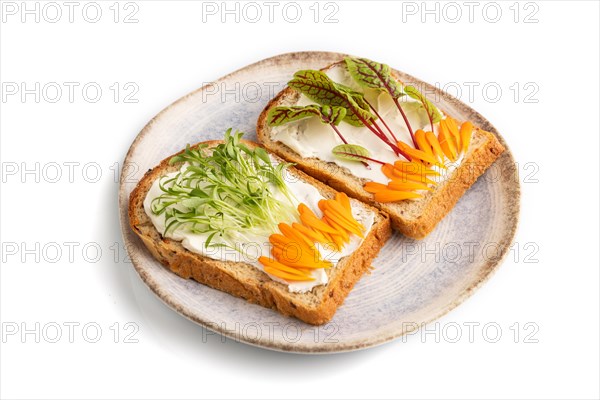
[1,1,599,399]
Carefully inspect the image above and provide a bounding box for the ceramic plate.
[118,51,520,353]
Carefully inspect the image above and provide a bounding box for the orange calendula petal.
[321,236,340,251]
[300,210,339,235]
[297,203,313,216]
[382,163,396,180]
[390,168,437,185]
[385,163,436,182]
[295,229,318,251]
[415,129,433,157]
[278,223,317,253]
[259,256,314,279]
[269,233,294,247]
[292,222,326,243]
[322,204,357,228]
[460,121,473,154]
[328,232,345,249]
[426,131,445,161]
[438,120,458,161]
[397,141,441,166]
[298,204,339,235]
[394,175,436,186]
[259,256,310,276]
[445,117,461,149]
[320,199,361,234]
[323,216,350,242]
[439,138,457,162]
[364,181,388,193]
[393,161,440,176]
[270,240,317,262]
[335,192,352,213]
[269,231,317,257]
[317,199,328,214]
[323,199,356,223]
[387,180,432,192]
[324,210,363,238]
[374,190,422,203]
[272,247,328,269]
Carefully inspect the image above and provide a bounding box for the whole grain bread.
[129,140,391,325]
[256,61,505,239]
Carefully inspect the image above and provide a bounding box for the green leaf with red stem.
[344,57,404,99]
[294,70,372,111]
[293,69,329,82]
[291,69,376,124]
[267,105,347,126]
[320,105,347,126]
[333,82,373,115]
[332,144,372,163]
[288,72,375,127]
[288,68,406,157]
[345,57,417,146]
[404,85,442,131]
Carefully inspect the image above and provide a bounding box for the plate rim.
[118,51,521,354]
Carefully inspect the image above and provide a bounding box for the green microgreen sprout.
[150,129,299,257]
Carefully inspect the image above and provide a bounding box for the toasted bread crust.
[129,140,391,325]
[256,61,505,239]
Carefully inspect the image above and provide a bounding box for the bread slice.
[129,140,391,325]
[256,61,505,239]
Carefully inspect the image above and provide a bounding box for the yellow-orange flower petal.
[460,121,473,154]
[259,256,314,280]
[291,222,326,243]
[438,120,458,161]
[393,161,440,176]
[272,246,329,269]
[425,131,445,161]
[397,140,441,166]
[364,181,388,194]
[298,204,339,235]
[335,192,352,213]
[278,223,317,253]
[387,180,432,192]
[323,216,350,242]
[323,210,363,238]
[415,129,433,157]
[445,117,461,149]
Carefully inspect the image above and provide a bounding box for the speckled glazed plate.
[118,51,520,353]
